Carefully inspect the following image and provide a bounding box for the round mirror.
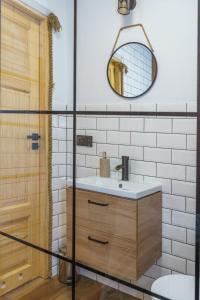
[107,42,157,99]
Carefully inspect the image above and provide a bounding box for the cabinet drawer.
[67,189,137,242]
[67,225,137,280]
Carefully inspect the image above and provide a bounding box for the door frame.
[1,0,51,279]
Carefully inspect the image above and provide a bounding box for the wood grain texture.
[1,276,139,300]
[66,188,162,281]
[0,0,49,295]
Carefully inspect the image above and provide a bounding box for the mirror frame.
[107,42,158,99]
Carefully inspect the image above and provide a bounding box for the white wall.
[46,0,73,110]
[22,0,73,110]
[77,0,198,105]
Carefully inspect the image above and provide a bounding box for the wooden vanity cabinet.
[66,188,162,281]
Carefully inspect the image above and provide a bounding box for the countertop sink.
[68,176,162,200]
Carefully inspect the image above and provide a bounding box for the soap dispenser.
[100,152,110,178]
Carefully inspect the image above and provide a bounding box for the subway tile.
[172,241,195,261]
[129,174,144,183]
[59,141,67,153]
[53,201,66,216]
[52,140,59,153]
[86,130,107,143]
[52,153,66,165]
[120,118,144,132]
[77,117,96,130]
[97,118,119,130]
[187,260,195,276]
[52,128,66,140]
[66,116,73,129]
[52,240,59,252]
[145,118,172,133]
[52,225,66,240]
[52,177,66,190]
[186,198,196,214]
[144,176,172,194]
[172,211,196,230]
[59,165,67,177]
[131,132,157,147]
[97,144,118,157]
[162,238,172,254]
[52,115,59,127]
[107,131,130,145]
[187,229,195,245]
[77,144,97,155]
[144,148,171,163]
[157,134,186,149]
[67,153,86,167]
[66,129,73,141]
[172,180,196,198]
[172,150,196,166]
[110,158,121,171]
[76,167,96,178]
[119,145,143,160]
[52,165,59,177]
[162,209,171,224]
[145,264,171,279]
[59,189,66,202]
[173,119,196,134]
[157,253,186,274]
[86,155,99,169]
[157,163,185,180]
[187,135,196,150]
[131,161,156,176]
[53,215,59,228]
[58,237,67,249]
[59,116,67,128]
[59,213,66,226]
[186,167,196,182]
[163,194,185,212]
[162,224,186,243]
[53,190,59,203]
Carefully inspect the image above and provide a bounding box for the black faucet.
[115,156,129,181]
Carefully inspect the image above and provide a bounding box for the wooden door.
[0,0,49,295]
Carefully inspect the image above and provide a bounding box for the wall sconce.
[118,0,136,15]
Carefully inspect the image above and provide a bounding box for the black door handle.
[27,133,41,141]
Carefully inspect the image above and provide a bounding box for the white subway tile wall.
[64,106,197,299]
[52,115,67,276]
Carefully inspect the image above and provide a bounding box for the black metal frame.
[107,41,158,99]
[0,0,199,300]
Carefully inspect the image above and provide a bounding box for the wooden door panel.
[0,0,49,295]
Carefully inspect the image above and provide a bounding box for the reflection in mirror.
[107,42,157,99]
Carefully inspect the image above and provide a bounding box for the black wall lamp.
[118,0,137,15]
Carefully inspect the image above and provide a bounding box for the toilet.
[151,275,195,300]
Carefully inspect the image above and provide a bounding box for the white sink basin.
[68,176,162,200]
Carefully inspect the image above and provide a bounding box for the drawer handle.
[88,236,109,245]
[88,200,109,207]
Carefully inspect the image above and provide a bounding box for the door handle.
[27,133,41,141]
